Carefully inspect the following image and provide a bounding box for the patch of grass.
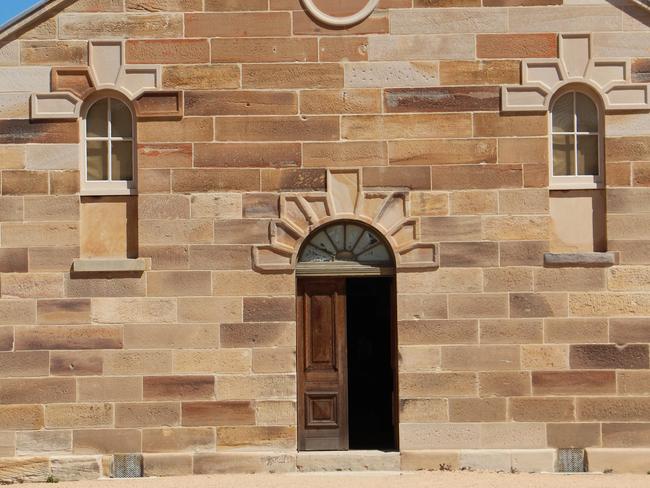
[46,475,59,483]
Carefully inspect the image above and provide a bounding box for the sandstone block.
[479,371,530,397]
[399,372,477,397]
[397,295,448,320]
[431,165,523,190]
[500,240,548,267]
[45,403,113,428]
[1,170,48,195]
[0,405,44,430]
[103,350,172,375]
[50,456,101,481]
[440,242,498,268]
[186,12,290,37]
[2,223,79,248]
[255,401,296,426]
[480,319,542,344]
[173,349,251,374]
[0,457,49,484]
[400,450,460,471]
[21,41,87,65]
[440,60,520,85]
[509,397,575,422]
[480,423,546,449]
[216,375,295,400]
[91,297,176,324]
[15,325,122,351]
[399,398,447,423]
[293,10,387,35]
[261,168,326,191]
[390,139,497,166]
[147,271,212,297]
[570,293,650,316]
[243,63,343,89]
[586,447,650,474]
[126,39,208,64]
[215,116,338,142]
[398,345,442,372]
[143,453,193,477]
[306,141,387,168]
[300,89,381,114]
[182,401,255,426]
[368,34,474,60]
[449,294,508,319]
[385,87,499,113]
[544,318,609,344]
[397,269,482,294]
[59,13,183,39]
[138,144,192,169]
[138,118,213,143]
[477,34,557,58]
[0,300,35,325]
[400,423,480,450]
[65,273,146,298]
[532,371,616,395]
[0,327,13,351]
[217,426,295,449]
[618,371,650,395]
[73,429,141,454]
[115,402,180,428]
[344,61,439,88]
[319,36,368,62]
[212,38,317,63]
[1,273,63,299]
[16,431,71,456]
[177,297,242,323]
[547,423,601,448]
[420,216,482,241]
[51,351,103,377]
[126,324,219,350]
[483,268,534,292]
[578,397,650,422]
[510,293,568,318]
[173,169,261,193]
[441,345,519,371]
[297,451,399,471]
[144,376,215,401]
[389,8,506,34]
[212,271,294,296]
[163,65,240,90]
[570,344,649,370]
[449,190,498,215]
[410,191,449,217]
[450,398,506,422]
[78,377,142,402]
[0,351,49,377]
[521,344,568,370]
[193,452,296,474]
[195,143,299,169]
[143,427,216,453]
[252,348,296,374]
[398,320,477,345]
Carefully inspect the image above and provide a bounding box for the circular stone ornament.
[302,0,380,27]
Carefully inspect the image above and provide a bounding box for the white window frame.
[81,93,137,196]
[549,88,604,190]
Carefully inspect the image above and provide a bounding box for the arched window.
[550,90,603,188]
[83,96,135,194]
[297,222,394,276]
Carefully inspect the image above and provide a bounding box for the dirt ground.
[17,471,650,488]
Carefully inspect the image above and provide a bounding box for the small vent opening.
[113,454,143,478]
[557,448,586,473]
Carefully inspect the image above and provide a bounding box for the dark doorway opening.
[346,277,396,451]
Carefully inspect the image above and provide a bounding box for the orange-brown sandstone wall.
[0,0,650,481]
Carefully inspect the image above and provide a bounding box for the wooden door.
[297,278,348,451]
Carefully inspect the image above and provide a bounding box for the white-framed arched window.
[550,89,603,189]
[82,94,136,195]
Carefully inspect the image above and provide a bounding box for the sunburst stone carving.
[502,33,650,112]
[253,169,438,272]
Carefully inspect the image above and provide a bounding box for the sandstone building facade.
[1,0,650,481]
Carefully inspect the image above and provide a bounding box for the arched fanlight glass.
[299,222,392,266]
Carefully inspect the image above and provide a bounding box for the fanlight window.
[299,222,392,266]
[551,91,602,188]
[83,97,135,194]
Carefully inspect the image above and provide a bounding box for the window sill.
[544,252,618,268]
[80,189,138,197]
[72,258,147,273]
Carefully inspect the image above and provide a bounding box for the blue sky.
[0,0,41,26]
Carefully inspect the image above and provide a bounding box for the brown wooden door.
[297,278,348,451]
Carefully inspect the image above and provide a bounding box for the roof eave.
[0,0,76,44]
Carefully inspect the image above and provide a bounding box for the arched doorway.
[296,221,397,451]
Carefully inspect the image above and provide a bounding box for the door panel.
[298,278,348,451]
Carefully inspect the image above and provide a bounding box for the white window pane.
[310,230,337,255]
[358,245,391,263]
[87,99,108,137]
[552,92,574,132]
[111,141,133,181]
[577,135,599,176]
[553,134,575,176]
[111,99,132,138]
[87,140,108,180]
[576,93,598,133]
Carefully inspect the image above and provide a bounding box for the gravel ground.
[17,471,650,488]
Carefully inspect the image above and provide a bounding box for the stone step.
[296,451,400,472]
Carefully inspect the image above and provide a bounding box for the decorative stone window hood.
[502,33,649,113]
[30,40,182,120]
[253,169,438,272]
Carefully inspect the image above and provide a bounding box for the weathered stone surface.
[384,87,500,113]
